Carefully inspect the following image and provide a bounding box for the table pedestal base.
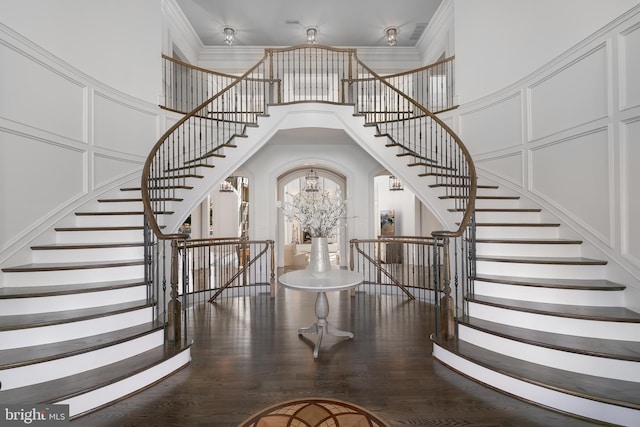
[298,291,353,359]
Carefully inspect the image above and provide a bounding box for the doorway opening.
[278,167,346,269]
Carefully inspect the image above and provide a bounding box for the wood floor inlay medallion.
[239,398,389,427]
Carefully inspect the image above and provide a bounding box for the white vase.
[309,237,331,278]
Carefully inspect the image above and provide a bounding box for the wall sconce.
[385,27,398,46]
[305,169,320,192]
[223,27,236,45]
[389,175,404,191]
[220,178,234,192]
[306,27,318,44]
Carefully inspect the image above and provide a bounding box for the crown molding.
[417,0,454,64]
[162,0,203,62]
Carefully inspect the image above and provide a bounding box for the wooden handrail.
[381,55,455,80]
[162,54,239,79]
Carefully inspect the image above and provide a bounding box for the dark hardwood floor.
[73,274,602,427]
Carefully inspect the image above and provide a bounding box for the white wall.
[212,190,241,238]
[444,4,640,307]
[455,0,640,102]
[0,0,162,103]
[0,11,170,273]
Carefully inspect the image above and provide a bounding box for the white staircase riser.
[32,246,144,263]
[475,242,581,258]
[96,201,144,212]
[475,227,559,239]
[458,325,639,382]
[0,285,147,315]
[473,199,521,209]
[0,330,164,390]
[475,261,604,280]
[3,265,144,286]
[474,211,541,223]
[75,214,143,228]
[0,307,153,350]
[432,344,639,426]
[59,348,191,418]
[56,229,144,244]
[467,302,639,341]
[472,280,625,306]
[475,187,507,196]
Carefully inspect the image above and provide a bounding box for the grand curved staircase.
[432,183,640,426]
[0,183,191,418]
[1,46,638,425]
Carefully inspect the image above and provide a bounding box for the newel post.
[269,240,276,298]
[167,239,182,342]
[439,237,456,340]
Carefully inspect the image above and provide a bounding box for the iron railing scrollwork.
[145,46,476,346]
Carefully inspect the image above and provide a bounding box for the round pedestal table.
[278,269,363,359]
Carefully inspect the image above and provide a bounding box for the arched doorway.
[277,166,347,269]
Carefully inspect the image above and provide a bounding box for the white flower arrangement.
[276,189,346,238]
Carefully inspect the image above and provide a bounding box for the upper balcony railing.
[162,53,456,115]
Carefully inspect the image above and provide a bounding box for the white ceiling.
[175,0,443,47]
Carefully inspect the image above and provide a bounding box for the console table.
[278,269,363,359]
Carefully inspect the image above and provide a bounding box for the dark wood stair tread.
[474,222,561,227]
[2,259,143,272]
[97,198,183,203]
[120,186,193,191]
[148,173,204,180]
[31,242,144,250]
[419,172,469,179]
[76,211,141,215]
[449,207,542,212]
[164,164,214,172]
[0,279,145,299]
[0,321,164,369]
[431,184,499,189]
[74,211,173,216]
[476,255,607,265]
[461,316,640,361]
[441,195,519,200]
[0,340,192,405]
[97,198,144,203]
[468,295,640,322]
[55,226,144,231]
[433,335,640,409]
[474,274,625,290]
[475,238,582,244]
[0,299,154,331]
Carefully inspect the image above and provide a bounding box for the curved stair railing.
[381,56,457,115]
[161,55,239,114]
[144,45,476,344]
